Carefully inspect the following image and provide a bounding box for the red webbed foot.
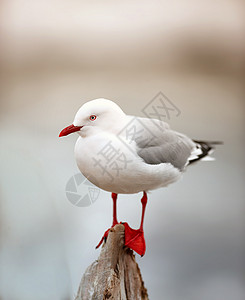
[95,192,147,256]
[122,222,146,256]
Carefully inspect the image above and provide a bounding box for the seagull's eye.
[89,115,97,121]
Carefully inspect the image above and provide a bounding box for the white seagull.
[59,98,220,256]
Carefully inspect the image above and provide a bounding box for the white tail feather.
[200,156,215,161]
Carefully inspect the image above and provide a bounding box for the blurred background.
[0,0,245,299]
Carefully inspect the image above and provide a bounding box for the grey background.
[0,0,244,299]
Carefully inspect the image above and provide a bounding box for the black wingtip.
[189,140,223,165]
[193,140,224,146]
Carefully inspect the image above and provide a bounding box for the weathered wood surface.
[75,224,149,300]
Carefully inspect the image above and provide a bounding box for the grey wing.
[129,117,196,170]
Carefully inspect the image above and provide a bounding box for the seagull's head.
[59,98,126,138]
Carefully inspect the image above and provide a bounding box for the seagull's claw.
[95,228,111,249]
[122,222,146,256]
[96,223,146,256]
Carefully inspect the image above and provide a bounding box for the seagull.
[59,98,220,256]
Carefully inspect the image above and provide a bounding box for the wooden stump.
[75,224,149,300]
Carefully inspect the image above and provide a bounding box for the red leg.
[96,193,118,249]
[140,191,147,231]
[123,192,147,256]
[112,193,118,226]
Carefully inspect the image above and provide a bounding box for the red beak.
[59,124,82,137]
